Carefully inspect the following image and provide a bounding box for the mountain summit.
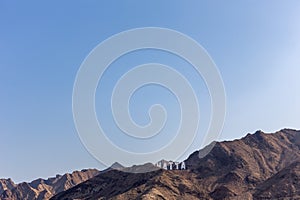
[1,129,300,200]
[51,129,300,200]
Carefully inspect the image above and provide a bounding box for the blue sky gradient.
[1,1,300,182]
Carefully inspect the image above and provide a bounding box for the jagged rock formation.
[51,129,300,200]
[0,179,16,195]
[0,169,99,200]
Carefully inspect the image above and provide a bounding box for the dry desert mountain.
[0,169,99,200]
[1,129,300,200]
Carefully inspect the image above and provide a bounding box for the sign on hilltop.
[155,161,186,170]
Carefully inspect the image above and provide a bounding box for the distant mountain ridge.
[1,129,300,200]
[0,169,99,200]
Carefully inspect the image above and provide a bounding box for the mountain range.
[0,169,99,200]
[1,129,300,199]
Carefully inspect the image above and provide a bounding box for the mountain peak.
[110,162,124,170]
[0,169,99,200]
[50,129,300,200]
[2,129,300,200]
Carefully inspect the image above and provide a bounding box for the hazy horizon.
[1,1,300,183]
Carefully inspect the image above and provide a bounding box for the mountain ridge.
[0,169,99,200]
[51,128,300,200]
[1,128,300,200]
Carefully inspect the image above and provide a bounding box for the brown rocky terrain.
[2,129,300,199]
[50,129,300,200]
[0,169,99,200]
[253,161,300,199]
[0,179,16,195]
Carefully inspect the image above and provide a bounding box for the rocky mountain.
[50,129,300,200]
[0,179,16,195]
[253,161,300,199]
[0,169,99,200]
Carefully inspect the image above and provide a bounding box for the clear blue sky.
[1,1,300,183]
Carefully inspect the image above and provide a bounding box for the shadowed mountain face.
[0,169,99,200]
[253,161,300,199]
[50,129,300,200]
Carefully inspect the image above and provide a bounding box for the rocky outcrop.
[0,169,99,200]
[0,179,16,195]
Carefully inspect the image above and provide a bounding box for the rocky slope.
[253,161,300,199]
[51,129,300,200]
[0,179,16,195]
[0,169,99,200]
